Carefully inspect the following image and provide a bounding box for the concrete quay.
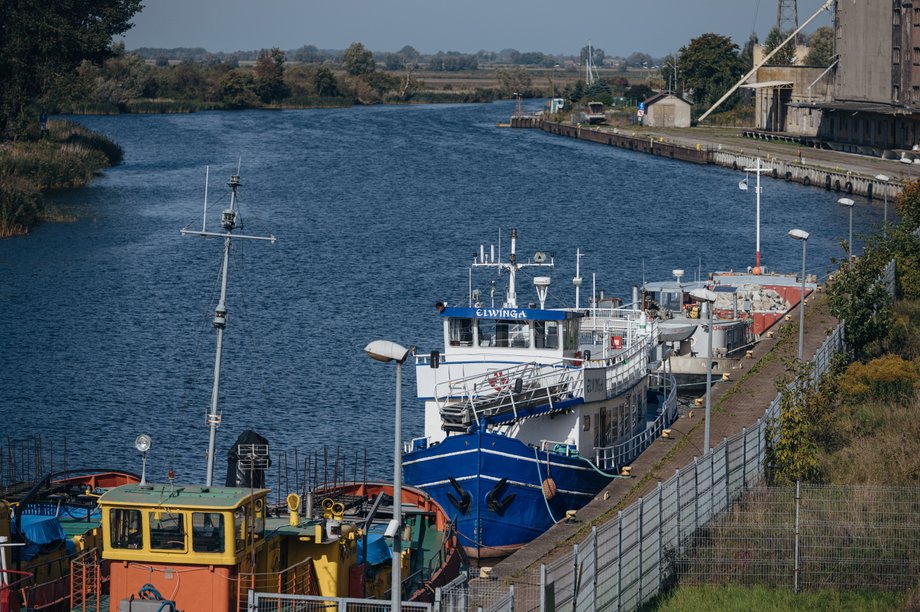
[513,118,916,200]
[491,290,839,582]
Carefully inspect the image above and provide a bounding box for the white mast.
[743,158,770,273]
[181,172,277,487]
[573,248,583,309]
[472,229,553,308]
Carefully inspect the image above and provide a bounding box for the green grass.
[645,584,908,611]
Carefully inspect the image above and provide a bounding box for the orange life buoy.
[489,370,509,391]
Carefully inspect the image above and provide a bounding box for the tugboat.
[403,230,677,558]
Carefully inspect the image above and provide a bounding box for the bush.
[0,172,42,237]
[839,354,919,404]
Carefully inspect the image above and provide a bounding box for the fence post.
[616,511,623,612]
[434,586,442,612]
[509,585,515,612]
[693,457,699,532]
[724,437,730,512]
[675,468,682,553]
[757,416,764,478]
[540,564,549,612]
[637,497,644,604]
[573,544,580,612]
[592,526,598,612]
[794,480,801,593]
[657,482,663,595]
[741,427,748,490]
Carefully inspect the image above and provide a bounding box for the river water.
[0,101,883,487]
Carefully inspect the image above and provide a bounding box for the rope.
[575,454,627,479]
[533,447,559,525]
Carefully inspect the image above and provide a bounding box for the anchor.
[446,476,471,514]
[486,478,516,515]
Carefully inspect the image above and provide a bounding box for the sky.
[121,0,834,58]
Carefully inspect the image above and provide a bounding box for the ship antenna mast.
[472,228,553,308]
[181,171,277,487]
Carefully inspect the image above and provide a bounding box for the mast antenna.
[777,0,799,45]
[181,170,277,487]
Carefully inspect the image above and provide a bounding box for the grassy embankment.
[0,120,122,237]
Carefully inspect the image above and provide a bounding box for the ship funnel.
[533,276,551,309]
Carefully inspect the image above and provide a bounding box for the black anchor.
[446,476,471,514]
[486,478,516,515]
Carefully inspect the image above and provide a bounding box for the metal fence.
[246,592,432,612]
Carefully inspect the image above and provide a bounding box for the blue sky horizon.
[121,0,834,58]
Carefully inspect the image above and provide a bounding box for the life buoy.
[489,370,509,391]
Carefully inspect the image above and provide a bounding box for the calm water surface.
[0,101,884,486]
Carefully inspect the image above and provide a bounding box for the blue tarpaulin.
[13,514,66,561]
[357,534,392,566]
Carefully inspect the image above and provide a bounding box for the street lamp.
[364,340,412,611]
[788,229,810,361]
[837,197,855,261]
[875,174,890,235]
[689,287,717,455]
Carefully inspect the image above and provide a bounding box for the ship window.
[534,321,559,349]
[192,512,225,553]
[478,319,529,348]
[110,509,143,549]
[149,511,185,551]
[235,506,248,551]
[449,319,474,346]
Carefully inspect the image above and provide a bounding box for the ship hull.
[404,430,611,558]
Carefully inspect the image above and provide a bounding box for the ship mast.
[181,171,276,487]
[472,228,553,308]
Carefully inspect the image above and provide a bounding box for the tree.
[0,0,142,139]
[397,45,420,63]
[218,70,258,109]
[495,66,531,96]
[805,26,835,67]
[763,27,796,65]
[626,51,652,67]
[678,33,745,108]
[254,48,289,103]
[343,42,375,76]
[624,84,653,102]
[740,33,759,70]
[312,66,339,97]
[580,46,605,66]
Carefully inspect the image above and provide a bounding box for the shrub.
[839,354,919,404]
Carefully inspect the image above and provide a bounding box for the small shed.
[644,92,692,128]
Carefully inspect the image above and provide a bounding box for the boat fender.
[732,161,738,170]
[446,477,471,514]
[542,478,557,500]
[835,179,841,192]
[803,176,811,186]
[785,171,791,181]
[486,478,516,515]
[825,175,831,190]
[845,181,853,194]
[772,168,778,179]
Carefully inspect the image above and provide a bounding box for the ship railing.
[593,372,678,472]
[236,555,318,610]
[435,334,655,429]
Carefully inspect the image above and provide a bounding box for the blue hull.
[403,431,611,557]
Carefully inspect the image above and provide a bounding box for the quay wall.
[512,118,901,200]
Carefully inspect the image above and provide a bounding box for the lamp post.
[134,434,151,487]
[788,229,810,361]
[689,288,717,454]
[837,197,855,261]
[364,340,412,611]
[875,174,890,235]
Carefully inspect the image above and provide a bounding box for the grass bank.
[0,120,122,237]
[645,584,909,612]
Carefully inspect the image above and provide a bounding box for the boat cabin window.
[149,511,186,551]
[192,512,225,553]
[110,508,143,549]
[449,319,474,346]
[234,506,248,551]
[478,319,529,348]
[534,321,560,349]
[659,291,683,313]
[563,320,579,351]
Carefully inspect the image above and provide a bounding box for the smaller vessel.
[643,268,817,389]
